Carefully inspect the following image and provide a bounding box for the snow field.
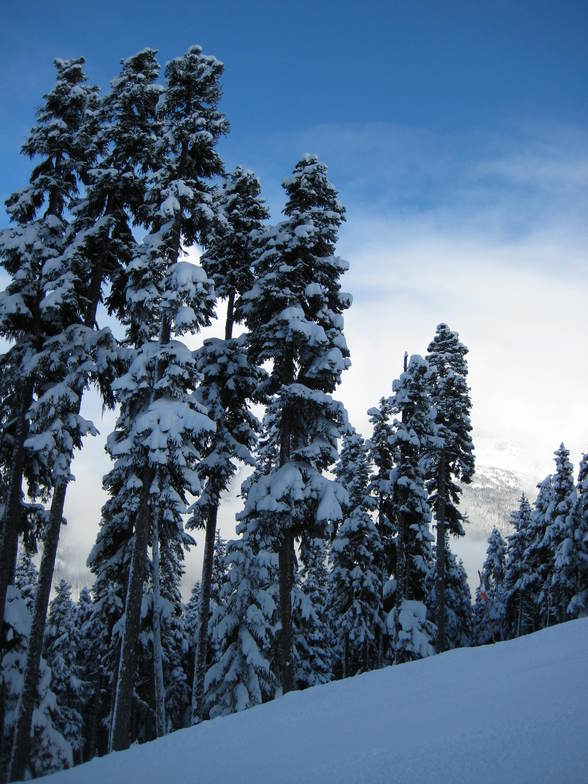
[41,618,588,784]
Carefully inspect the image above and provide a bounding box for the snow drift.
[42,619,588,784]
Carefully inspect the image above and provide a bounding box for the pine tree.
[569,454,588,618]
[0,57,95,633]
[444,552,473,649]
[293,536,333,688]
[13,553,38,616]
[425,323,474,652]
[44,580,85,760]
[367,397,397,597]
[329,430,383,676]
[75,587,102,761]
[545,444,578,623]
[4,57,118,782]
[239,155,350,692]
[1,586,71,779]
[190,167,268,723]
[518,476,553,633]
[204,537,277,718]
[473,528,507,644]
[110,44,226,751]
[189,335,263,722]
[386,356,437,663]
[504,494,533,638]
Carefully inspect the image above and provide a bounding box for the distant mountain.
[460,464,536,541]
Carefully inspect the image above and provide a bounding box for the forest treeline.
[0,46,586,781]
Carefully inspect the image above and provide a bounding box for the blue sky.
[2,1,588,585]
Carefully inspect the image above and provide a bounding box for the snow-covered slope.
[42,620,588,784]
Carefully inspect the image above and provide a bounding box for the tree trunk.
[109,466,153,752]
[224,289,235,341]
[435,457,448,653]
[278,532,294,693]
[0,381,34,628]
[191,501,218,724]
[151,512,166,738]
[9,480,68,782]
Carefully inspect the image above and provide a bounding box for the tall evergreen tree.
[110,44,226,751]
[3,57,121,782]
[239,155,350,692]
[425,323,474,652]
[387,356,437,663]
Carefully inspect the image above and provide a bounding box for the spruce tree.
[1,587,71,779]
[204,537,277,718]
[4,57,120,782]
[44,579,85,761]
[473,528,507,644]
[545,444,578,623]
[239,155,350,692]
[504,494,533,638]
[293,535,333,688]
[425,323,474,652]
[109,44,226,751]
[519,476,553,633]
[386,356,437,662]
[329,430,383,676]
[569,454,588,618]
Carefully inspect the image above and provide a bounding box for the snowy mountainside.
[42,619,588,784]
[460,464,535,540]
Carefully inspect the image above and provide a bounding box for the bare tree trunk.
[435,457,448,653]
[191,500,218,724]
[9,481,67,782]
[109,467,153,752]
[151,511,166,738]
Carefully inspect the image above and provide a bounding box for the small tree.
[329,431,383,676]
[569,454,588,618]
[473,528,507,645]
[44,580,85,761]
[504,494,533,638]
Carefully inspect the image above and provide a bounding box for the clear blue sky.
[1,0,587,219]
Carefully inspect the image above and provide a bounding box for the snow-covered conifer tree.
[569,454,588,618]
[44,579,85,760]
[109,44,226,751]
[440,551,473,650]
[0,57,95,633]
[425,324,474,652]
[545,444,578,623]
[521,476,554,631]
[293,535,333,688]
[473,528,507,645]
[204,537,277,718]
[503,494,533,638]
[239,155,350,692]
[386,356,437,663]
[367,397,397,595]
[329,430,383,676]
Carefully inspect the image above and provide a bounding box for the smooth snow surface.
[42,620,588,784]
